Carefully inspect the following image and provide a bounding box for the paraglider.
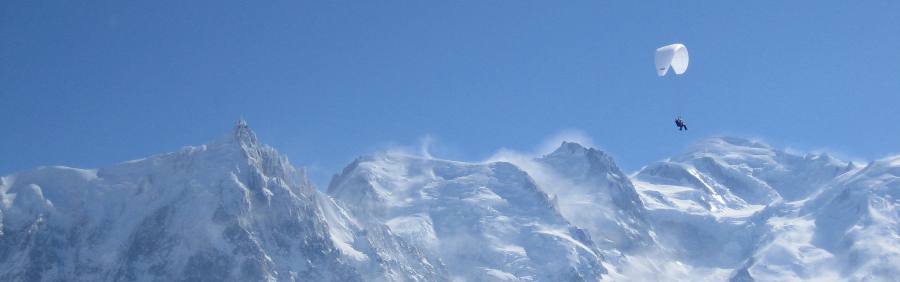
[675,116,687,131]
[655,43,690,131]
[655,44,689,77]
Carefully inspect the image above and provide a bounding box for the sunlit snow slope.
[327,153,607,281]
[1,123,897,282]
[631,137,898,281]
[0,121,442,282]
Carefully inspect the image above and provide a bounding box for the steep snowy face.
[328,153,607,281]
[0,121,440,282]
[533,142,653,253]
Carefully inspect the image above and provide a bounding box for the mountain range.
[1,121,897,281]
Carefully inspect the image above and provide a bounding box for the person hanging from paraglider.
[655,43,690,132]
[675,116,687,131]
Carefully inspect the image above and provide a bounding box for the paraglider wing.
[655,45,676,76]
[670,45,689,75]
[655,43,689,76]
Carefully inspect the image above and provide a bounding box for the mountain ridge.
[1,123,897,281]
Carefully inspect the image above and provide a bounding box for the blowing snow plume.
[2,123,899,281]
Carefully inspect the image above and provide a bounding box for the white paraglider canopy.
[655,44,689,76]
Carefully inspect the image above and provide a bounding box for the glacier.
[1,121,898,281]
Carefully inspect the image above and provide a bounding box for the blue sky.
[3,1,899,186]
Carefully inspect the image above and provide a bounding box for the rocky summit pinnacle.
[233,117,258,146]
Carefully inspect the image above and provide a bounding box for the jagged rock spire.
[233,117,258,146]
[236,116,248,128]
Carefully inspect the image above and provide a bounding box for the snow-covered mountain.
[327,153,607,281]
[631,136,896,281]
[0,120,442,281]
[1,123,898,281]
[730,155,899,281]
[535,142,653,254]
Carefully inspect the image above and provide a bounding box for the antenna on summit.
[233,116,258,145]
[236,116,248,128]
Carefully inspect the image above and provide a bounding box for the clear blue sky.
[3,1,899,186]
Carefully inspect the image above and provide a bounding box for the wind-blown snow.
[0,121,442,282]
[1,126,897,281]
[327,153,607,281]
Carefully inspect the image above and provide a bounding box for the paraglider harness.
[675,117,688,131]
